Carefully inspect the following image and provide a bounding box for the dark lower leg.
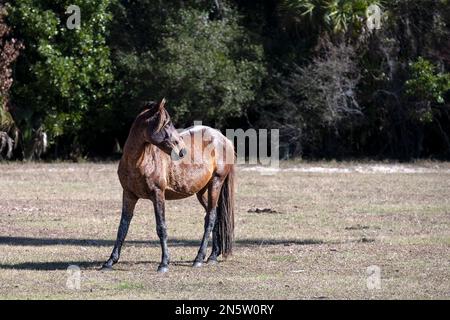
[207,218,221,263]
[154,195,170,273]
[193,208,217,266]
[156,221,169,272]
[102,192,136,269]
[103,212,133,269]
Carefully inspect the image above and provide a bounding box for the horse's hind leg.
[193,177,223,267]
[196,189,220,264]
[207,218,221,264]
[102,190,137,269]
[196,187,208,212]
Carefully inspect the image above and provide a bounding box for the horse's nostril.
[179,148,187,158]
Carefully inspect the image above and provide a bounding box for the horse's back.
[164,126,234,199]
[181,125,234,166]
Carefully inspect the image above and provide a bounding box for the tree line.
[0,0,449,161]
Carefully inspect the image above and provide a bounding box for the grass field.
[0,161,449,299]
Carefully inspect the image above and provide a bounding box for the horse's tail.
[217,165,235,258]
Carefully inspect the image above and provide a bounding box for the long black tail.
[216,166,235,258]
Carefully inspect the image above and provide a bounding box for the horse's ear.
[158,98,166,111]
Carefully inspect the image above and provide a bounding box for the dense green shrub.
[2,0,449,160]
[8,0,114,158]
[109,1,266,130]
[406,57,450,105]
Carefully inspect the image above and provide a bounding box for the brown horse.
[102,98,235,272]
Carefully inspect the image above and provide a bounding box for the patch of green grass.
[115,282,145,291]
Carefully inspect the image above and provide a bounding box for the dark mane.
[141,100,158,112]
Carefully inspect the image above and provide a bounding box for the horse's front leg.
[102,190,137,269]
[153,189,170,273]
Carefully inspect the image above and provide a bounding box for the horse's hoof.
[157,265,169,273]
[101,267,113,272]
[206,258,218,265]
[101,263,113,271]
[193,261,203,268]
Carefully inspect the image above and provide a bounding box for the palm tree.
[278,0,382,34]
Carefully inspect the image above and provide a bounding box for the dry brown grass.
[0,162,449,299]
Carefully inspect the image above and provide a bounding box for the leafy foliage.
[278,0,381,33]
[406,57,450,105]
[2,0,450,160]
[7,0,114,157]
[110,1,265,129]
[159,8,266,126]
[0,4,22,131]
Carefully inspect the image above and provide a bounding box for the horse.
[102,98,235,273]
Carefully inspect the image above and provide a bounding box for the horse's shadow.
[0,236,326,271]
[0,260,195,271]
[0,260,104,271]
[0,236,324,247]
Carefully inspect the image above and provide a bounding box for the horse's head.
[144,98,187,160]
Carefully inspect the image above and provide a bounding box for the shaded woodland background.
[0,0,449,161]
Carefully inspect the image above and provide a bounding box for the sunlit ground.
[0,161,449,299]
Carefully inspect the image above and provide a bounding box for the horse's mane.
[140,100,157,112]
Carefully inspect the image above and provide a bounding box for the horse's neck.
[122,131,156,168]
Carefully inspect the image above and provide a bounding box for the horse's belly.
[164,189,194,200]
[165,163,213,200]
